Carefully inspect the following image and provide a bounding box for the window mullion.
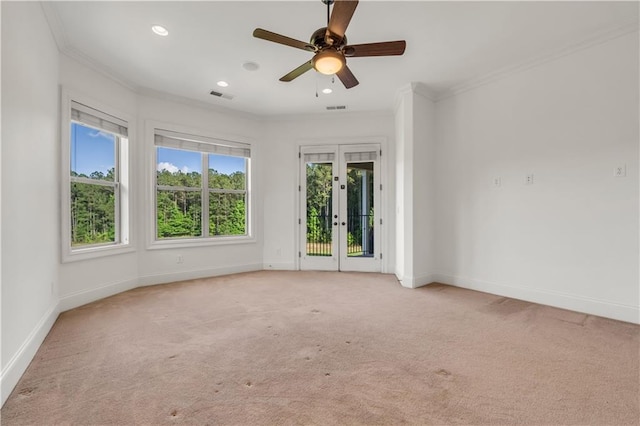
[70,176,117,187]
[114,136,121,244]
[157,185,201,192]
[208,188,246,194]
[202,153,210,238]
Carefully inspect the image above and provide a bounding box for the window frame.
[148,122,255,249]
[61,89,135,262]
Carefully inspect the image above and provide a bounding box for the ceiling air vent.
[209,90,234,100]
[326,105,347,111]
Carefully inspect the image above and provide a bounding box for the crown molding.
[394,82,438,112]
[411,82,438,102]
[395,82,438,102]
[42,1,139,92]
[41,1,638,115]
[61,48,139,93]
[40,1,67,51]
[266,108,394,123]
[437,19,639,101]
[41,1,259,120]
[137,87,263,122]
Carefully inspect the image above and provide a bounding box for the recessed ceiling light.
[217,81,229,88]
[322,88,333,94]
[242,61,260,71]
[151,25,169,36]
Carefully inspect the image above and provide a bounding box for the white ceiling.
[44,1,638,116]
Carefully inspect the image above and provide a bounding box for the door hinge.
[380,218,383,225]
[298,251,301,258]
[380,253,383,259]
[380,149,382,156]
[298,218,301,224]
[298,185,301,191]
[380,184,382,191]
[298,152,301,159]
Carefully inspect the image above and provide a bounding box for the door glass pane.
[346,162,374,257]
[306,162,333,256]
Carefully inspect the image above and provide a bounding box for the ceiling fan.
[253,0,406,89]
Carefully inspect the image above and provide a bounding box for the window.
[154,129,250,241]
[62,97,132,261]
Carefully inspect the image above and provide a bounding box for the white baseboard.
[262,262,296,271]
[59,264,265,311]
[433,273,640,324]
[3,264,261,408]
[1,301,60,406]
[398,273,438,289]
[137,263,264,287]
[59,278,138,312]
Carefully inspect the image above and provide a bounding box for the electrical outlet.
[177,255,184,264]
[614,165,626,177]
[492,177,501,187]
[525,174,534,185]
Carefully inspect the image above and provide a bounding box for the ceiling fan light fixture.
[313,49,345,75]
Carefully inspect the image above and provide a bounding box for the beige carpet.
[2,271,638,425]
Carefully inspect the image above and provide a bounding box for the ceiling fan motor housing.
[310,27,346,50]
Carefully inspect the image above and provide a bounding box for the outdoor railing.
[306,213,373,257]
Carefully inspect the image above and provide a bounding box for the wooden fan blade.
[253,28,316,52]
[280,60,314,82]
[326,0,358,44]
[343,40,406,57]
[336,65,359,89]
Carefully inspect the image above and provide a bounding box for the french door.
[299,144,381,272]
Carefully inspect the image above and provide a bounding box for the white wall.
[262,113,396,272]
[394,84,437,288]
[2,3,637,409]
[57,55,140,310]
[434,32,639,323]
[136,95,265,285]
[1,2,60,404]
[57,55,268,305]
[412,90,437,285]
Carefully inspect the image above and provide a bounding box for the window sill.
[62,243,136,263]
[147,235,257,250]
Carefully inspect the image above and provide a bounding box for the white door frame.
[298,143,381,272]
